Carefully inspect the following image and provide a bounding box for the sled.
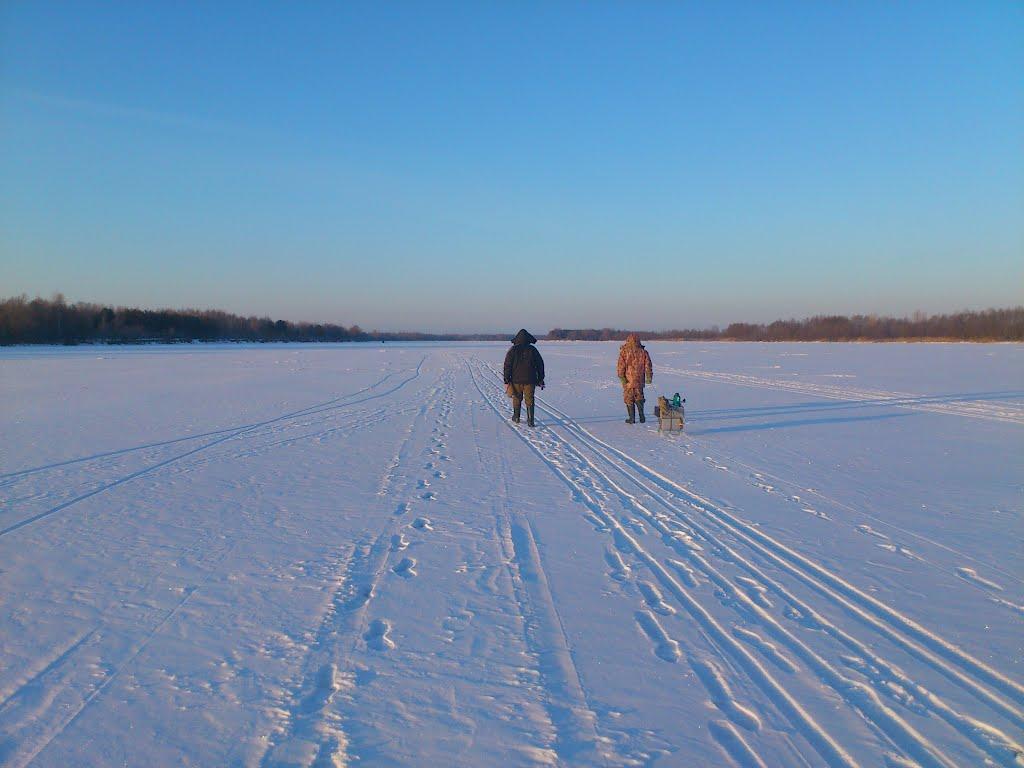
[654,395,685,432]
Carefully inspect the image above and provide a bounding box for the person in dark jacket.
[503,329,545,427]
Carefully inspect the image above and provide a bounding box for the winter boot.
[625,403,636,424]
[638,402,646,423]
[512,401,521,423]
[527,405,536,428]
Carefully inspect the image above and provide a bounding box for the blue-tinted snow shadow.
[688,411,910,435]
[545,415,631,425]
[683,390,1023,424]
[534,388,1021,433]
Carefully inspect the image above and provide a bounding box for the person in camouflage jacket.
[617,334,653,423]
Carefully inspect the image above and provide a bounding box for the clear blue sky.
[1,2,1021,332]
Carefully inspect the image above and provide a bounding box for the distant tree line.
[547,327,721,341]
[549,307,1024,342]
[0,294,505,345]
[2,294,1021,345]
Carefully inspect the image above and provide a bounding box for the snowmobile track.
[0,359,426,538]
[470,357,1024,768]
[660,366,1024,426]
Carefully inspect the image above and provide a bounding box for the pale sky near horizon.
[1,2,1022,333]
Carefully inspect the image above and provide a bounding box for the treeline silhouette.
[550,308,1024,342]
[0,294,504,345]
[2,295,1021,345]
[548,327,720,341]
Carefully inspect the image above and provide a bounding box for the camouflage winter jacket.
[617,334,653,387]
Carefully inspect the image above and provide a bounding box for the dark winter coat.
[504,329,545,386]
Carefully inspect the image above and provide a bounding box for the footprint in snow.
[732,626,797,673]
[667,558,699,588]
[627,518,647,535]
[412,517,433,531]
[635,611,680,663]
[857,524,889,540]
[689,655,761,732]
[443,609,474,636]
[392,557,417,579]
[877,542,922,561]
[604,549,632,581]
[783,604,821,630]
[956,567,1003,592]
[298,663,339,714]
[365,619,395,651]
[735,576,773,608]
[638,581,676,616]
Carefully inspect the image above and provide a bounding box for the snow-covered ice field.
[1,341,1021,768]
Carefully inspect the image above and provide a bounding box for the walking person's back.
[503,329,545,427]
[617,334,653,423]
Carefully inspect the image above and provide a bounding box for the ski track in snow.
[259,365,454,767]
[0,359,430,768]
[483,388,618,765]
[0,370,404,483]
[656,412,1024,591]
[0,537,239,768]
[1,344,1020,767]
[0,360,427,537]
[658,365,1024,426]
[470,357,1024,768]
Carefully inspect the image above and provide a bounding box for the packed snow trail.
[470,358,1023,768]
[659,366,1024,425]
[0,342,1020,767]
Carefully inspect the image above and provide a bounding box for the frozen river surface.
[0,341,1021,767]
